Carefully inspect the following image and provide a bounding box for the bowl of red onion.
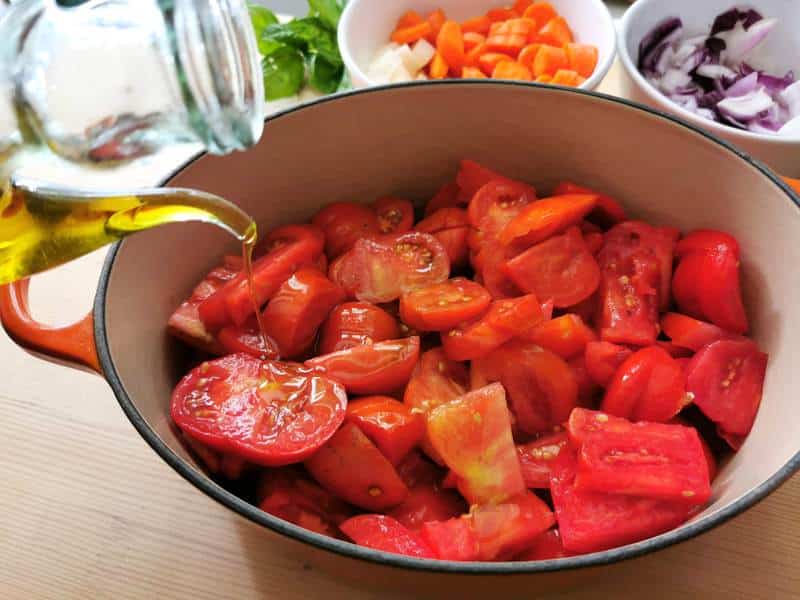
[618,0,800,176]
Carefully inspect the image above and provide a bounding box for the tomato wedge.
[374,197,415,234]
[517,431,570,488]
[504,227,600,308]
[521,314,597,359]
[330,232,450,303]
[306,337,420,395]
[553,181,627,229]
[499,193,598,247]
[312,201,380,259]
[456,159,521,203]
[415,207,470,268]
[602,346,689,423]
[685,339,768,441]
[217,318,281,358]
[420,518,480,561]
[675,229,740,259]
[171,355,347,466]
[514,529,569,561]
[471,238,523,299]
[400,278,491,331]
[318,301,400,355]
[347,396,425,465]
[426,181,464,216]
[388,484,466,531]
[661,312,739,352]
[468,179,538,239]
[426,383,526,505]
[340,515,437,558]
[305,422,409,511]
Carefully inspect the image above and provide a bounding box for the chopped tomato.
[685,339,768,442]
[171,355,347,466]
[415,207,470,268]
[456,159,518,203]
[521,314,597,359]
[517,431,570,488]
[317,301,400,355]
[400,278,491,332]
[675,229,740,259]
[468,179,537,238]
[504,227,601,308]
[499,194,597,247]
[602,346,689,423]
[305,422,408,511]
[340,515,437,558]
[373,197,414,234]
[217,318,281,358]
[395,451,446,488]
[515,529,569,560]
[426,383,526,504]
[388,484,467,530]
[330,232,450,303]
[312,202,380,259]
[347,396,425,465]
[426,181,464,215]
[471,238,523,298]
[656,340,694,358]
[472,341,578,434]
[661,312,739,352]
[306,337,420,395]
[420,518,480,561]
[569,354,598,407]
[552,181,627,229]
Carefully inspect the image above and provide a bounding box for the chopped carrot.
[513,0,534,13]
[485,18,534,56]
[784,177,800,195]
[465,41,488,67]
[395,10,424,30]
[565,43,599,78]
[462,15,492,34]
[437,20,465,72]
[463,32,486,52]
[518,43,541,71]
[391,21,433,45]
[532,44,568,77]
[429,52,449,79]
[535,74,552,83]
[426,8,447,43]
[551,69,583,87]
[538,16,573,47]
[492,60,533,81]
[478,52,514,76]
[487,7,518,22]
[523,2,557,27]
[462,66,488,79]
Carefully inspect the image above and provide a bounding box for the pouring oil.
[0,176,270,354]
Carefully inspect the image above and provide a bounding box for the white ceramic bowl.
[338,0,617,90]
[618,0,800,176]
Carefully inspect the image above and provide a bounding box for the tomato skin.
[346,396,425,465]
[305,422,409,511]
[504,227,601,308]
[499,193,598,248]
[675,229,740,259]
[517,431,570,488]
[661,312,739,352]
[426,383,526,505]
[312,201,380,259]
[521,314,597,359]
[415,207,470,268]
[400,278,491,332]
[472,341,579,435]
[330,232,451,304]
[306,337,420,395]
[602,346,689,423]
[553,181,627,229]
[318,301,400,355]
[171,355,347,467]
[388,484,467,530]
[426,181,464,216]
[456,159,521,203]
[420,518,480,561]
[373,197,415,234]
[340,515,437,558]
[514,529,569,561]
[685,339,768,440]
[584,341,633,387]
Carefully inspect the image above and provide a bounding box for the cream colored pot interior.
[101,83,800,552]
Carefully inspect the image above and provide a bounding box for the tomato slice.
[456,159,521,203]
[420,518,480,561]
[661,312,739,352]
[347,396,425,465]
[553,181,627,229]
[520,314,597,359]
[340,515,437,559]
[584,341,633,387]
[468,179,537,239]
[504,227,600,308]
[305,422,409,511]
[499,193,598,247]
[317,301,400,355]
[255,223,326,259]
[426,181,464,216]
[472,341,578,435]
[171,355,347,466]
[517,431,570,488]
[329,232,450,303]
[550,447,694,554]
[373,197,415,234]
[514,529,569,561]
[602,346,689,423]
[415,207,470,268]
[400,278,491,331]
[306,337,420,395]
[426,383,526,505]
[312,201,380,259]
[217,318,281,358]
[257,267,345,359]
[569,409,711,504]
[685,339,768,440]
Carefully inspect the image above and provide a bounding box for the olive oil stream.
[0,176,270,354]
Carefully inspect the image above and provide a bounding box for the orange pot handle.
[0,279,101,374]
[783,176,800,195]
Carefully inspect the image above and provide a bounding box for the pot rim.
[94,80,800,574]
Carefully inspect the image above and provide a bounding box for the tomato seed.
[368,486,383,497]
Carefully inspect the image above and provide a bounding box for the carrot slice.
[538,16,573,47]
[462,66,488,79]
[784,176,800,194]
[487,7,518,22]
[463,32,486,52]
[499,194,598,246]
[426,8,447,43]
[518,43,541,70]
[485,18,535,56]
[478,52,514,76]
[492,60,532,81]
[395,10,424,30]
[392,22,434,45]
[465,42,488,67]
[437,20,465,72]
[551,69,582,87]
[513,0,534,13]
[462,15,492,34]
[532,45,568,77]
[535,74,552,83]
[429,52,449,79]
[565,43,599,78]
[523,2,557,27]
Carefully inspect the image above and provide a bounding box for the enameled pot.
[3,82,800,596]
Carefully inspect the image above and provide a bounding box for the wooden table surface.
[2,62,800,600]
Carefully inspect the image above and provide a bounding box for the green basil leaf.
[248,3,279,38]
[264,18,342,67]
[309,54,344,93]
[262,46,305,100]
[307,0,344,30]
